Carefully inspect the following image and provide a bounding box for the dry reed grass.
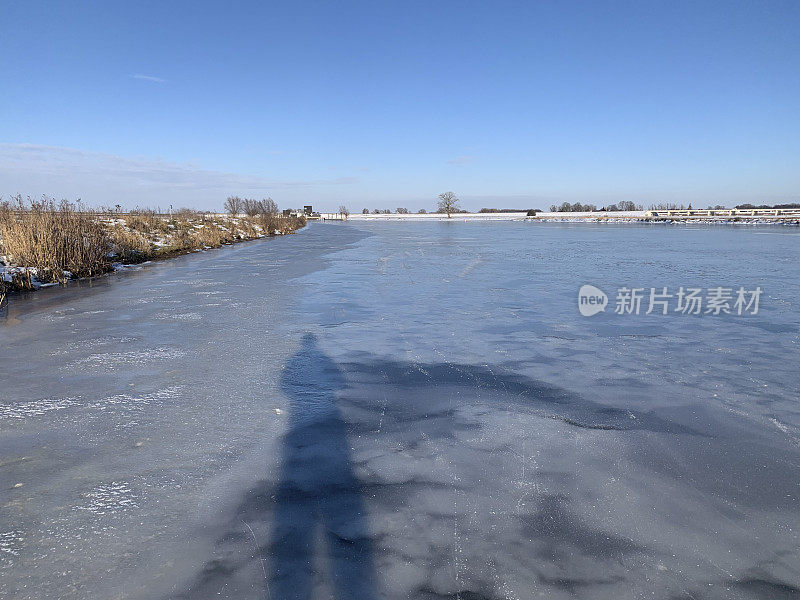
[0,195,111,282]
[0,197,306,293]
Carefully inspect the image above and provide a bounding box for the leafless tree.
[242,198,261,216]
[648,203,686,211]
[224,196,243,215]
[437,191,460,218]
[396,207,408,214]
[262,197,279,214]
[418,208,427,214]
[174,206,198,219]
[339,205,349,216]
[362,208,369,214]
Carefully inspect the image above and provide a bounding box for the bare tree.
[437,191,460,218]
[396,207,408,214]
[648,203,686,210]
[418,208,427,214]
[339,205,350,217]
[262,197,279,214]
[224,196,243,215]
[362,208,369,214]
[175,206,198,219]
[242,198,260,216]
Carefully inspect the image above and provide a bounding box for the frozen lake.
[1,222,799,599]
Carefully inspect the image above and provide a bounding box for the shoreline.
[0,235,267,314]
[0,211,306,302]
[343,211,800,225]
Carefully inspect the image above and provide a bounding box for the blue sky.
[2,0,799,212]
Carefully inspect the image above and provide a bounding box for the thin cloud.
[131,74,166,83]
[446,155,472,165]
[0,144,358,208]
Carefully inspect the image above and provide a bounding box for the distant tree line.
[550,202,598,212]
[549,201,642,212]
[350,192,714,216]
[603,201,641,211]
[734,203,800,209]
[478,208,539,213]
[645,203,732,210]
[358,192,463,216]
[646,203,727,210]
[224,196,279,216]
[359,207,428,214]
[647,203,687,210]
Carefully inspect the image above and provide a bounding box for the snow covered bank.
[0,206,305,296]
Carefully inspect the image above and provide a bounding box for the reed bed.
[0,196,306,293]
[0,196,110,284]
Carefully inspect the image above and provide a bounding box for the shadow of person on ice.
[173,334,709,600]
[269,333,377,600]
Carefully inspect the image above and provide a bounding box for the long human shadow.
[268,333,377,599]
[172,339,800,600]
[174,344,723,599]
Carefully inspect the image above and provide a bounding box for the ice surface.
[1,222,799,599]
